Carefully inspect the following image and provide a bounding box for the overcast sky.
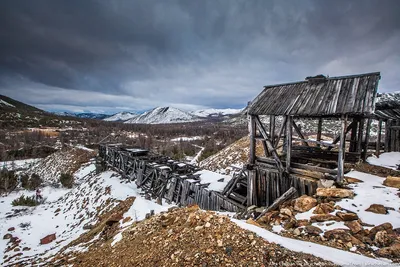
[0,0,399,114]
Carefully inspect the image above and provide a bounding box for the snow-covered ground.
[171,136,204,142]
[367,152,400,170]
[190,145,205,165]
[234,220,393,266]
[0,158,42,171]
[0,162,173,265]
[295,170,400,229]
[0,99,15,108]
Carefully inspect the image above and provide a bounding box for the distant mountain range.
[54,112,109,120]
[103,107,244,124]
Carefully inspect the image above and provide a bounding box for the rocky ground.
[242,173,400,263]
[46,205,337,267]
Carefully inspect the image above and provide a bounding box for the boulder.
[344,220,363,234]
[370,223,393,238]
[40,233,56,245]
[336,212,358,221]
[3,234,12,240]
[316,188,354,198]
[293,228,302,236]
[376,243,400,258]
[317,179,335,188]
[324,229,352,242]
[294,195,317,212]
[313,203,335,214]
[310,214,341,223]
[297,219,311,227]
[344,177,364,184]
[383,176,400,189]
[8,227,15,232]
[279,208,293,217]
[282,218,297,230]
[304,225,323,236]
[374,230,394,247]
[365,204,388,214]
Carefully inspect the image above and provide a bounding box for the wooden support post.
[376,119,382,156]
[249,115,256,165]
[286,116,292,173]
[356,118,365,154]
[384,120,390,152]
[247,169,257,206]
[337,115,347,183]
[269,115,275,146]
[349,119,358,152]
[363,118,372,161]
[317,118,322,148]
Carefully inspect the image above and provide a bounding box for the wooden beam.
[337,115,347,183]
[292,138,339,147]
[349,119,358,152]
[327,121,356,151]
[249,115,256,165]
[254,116,284,172]
[292,120,309,147]
[356,118,365,153]
[286,116,292,173]
[363,118,372,161]
[376,119,382,156]
[270,115,275,146]
[247,169,257,206]
[255,187,297,220]
[316,118,322,148]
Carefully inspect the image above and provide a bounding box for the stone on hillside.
[279,208,293,217]
[283,218,297,230]
[317,179,335,188]
[365,204,388,214]
[336,212,358,221]
[324,229,352,242]
[3,234,12,240]
[344,221,363,234]
[8,227,15,232]
[293,228,301,236]
[374,230,395,247]
[383,176,400,189]
[376,243,400,258]
[344,177,363,184]
[316,188,354,198]
[40,233,56,245]
[297,219,311,227]
[294,195,317,212]
[310,214,340,223]
[304,225,323,236]
[370,223,393,237]
[313,203,335,214]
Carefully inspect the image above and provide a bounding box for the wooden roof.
[375,100,400,120]
[248,72,381,117]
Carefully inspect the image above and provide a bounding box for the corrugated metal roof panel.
[248,72,381,116]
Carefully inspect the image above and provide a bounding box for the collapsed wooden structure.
[242,72,382,207]
[374,99,400,153]
[98,144,243,212]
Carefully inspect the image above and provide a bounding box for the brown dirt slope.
[60,205,336,267]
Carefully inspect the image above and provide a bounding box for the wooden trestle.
[98,144,244,212]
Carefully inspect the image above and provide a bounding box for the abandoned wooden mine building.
[99,71,400,212]
[243,72,382,207]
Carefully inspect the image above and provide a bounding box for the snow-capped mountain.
[54,112,108,119]
[124,107,202,124]
[191,108,243,118]
[103,112,138,122]
[376,91,400,103]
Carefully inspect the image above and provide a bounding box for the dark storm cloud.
[0,0,399,113]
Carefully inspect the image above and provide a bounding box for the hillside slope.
[124,107,202,124]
